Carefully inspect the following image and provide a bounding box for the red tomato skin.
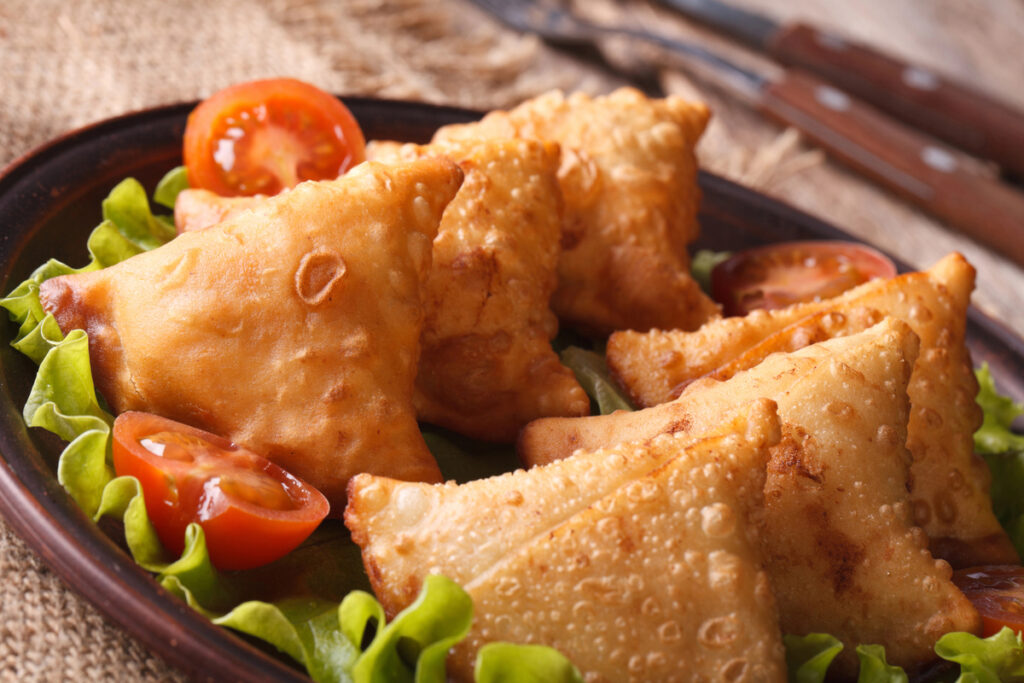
[183,78,366,197]
[112,412,329,571]
[953,565,1024,637]
[710,240,897,317]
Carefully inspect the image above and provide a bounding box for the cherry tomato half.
[183,78,366,197]
[710,241,897,317]
[112,412,329,570]
[953,565,1024,636]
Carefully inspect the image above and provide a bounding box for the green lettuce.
[153,166,190,210]
[783,633,843,683]
[855,644,908,683]
[1,169,579,682]
[690,248,731,295]
[474,643,583,683]
[975,363,1024,454]
[101,176,177,249]
[935,628,1024,682]
[974,365,1024,557]
[559,346,633,415]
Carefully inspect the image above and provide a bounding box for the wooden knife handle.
[760,70,1024,266]
[767,22,1024,177]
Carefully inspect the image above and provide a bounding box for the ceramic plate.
[1,98,1022,681]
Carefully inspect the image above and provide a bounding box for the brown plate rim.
[0,97,1022,682]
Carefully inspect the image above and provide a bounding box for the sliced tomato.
[710,241,897,317]
[953,565,1024,636]
[112,411,329,570]
[183,78,366,197]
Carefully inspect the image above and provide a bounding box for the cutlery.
[655,0,1024,178]
[469,0,1024,267]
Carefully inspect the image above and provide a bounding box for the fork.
[468,0,762,95]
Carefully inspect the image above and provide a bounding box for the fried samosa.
[40,159,464,508]
[520,319,982,674]
[346,400,786,682]
[606,252,1016,568]
[367,138,589,441]
[434,88,719,336]
[174,187,267,233]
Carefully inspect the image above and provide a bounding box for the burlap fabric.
[2,1,1022,680]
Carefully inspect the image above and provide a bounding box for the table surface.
[1,0,1022,680]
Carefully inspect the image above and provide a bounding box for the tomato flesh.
[953,565,1024,636]
[711,241,897,317]
[113,412,329,570]
[184,78,366,197]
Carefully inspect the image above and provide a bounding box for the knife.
[655,0,1024,178]
[470,0,1024,267]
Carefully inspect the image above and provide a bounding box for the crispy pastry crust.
[519,320,982,675]
[41,159,464,509]
[606,253,1017,568]
[346,401,786,682]
[434,88,719,336]
[368,138,589,441]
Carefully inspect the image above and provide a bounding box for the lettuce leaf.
[975,364,1024,454]
[855,644,908,683]
[153,165,189,210]
[935,628,1024,683]
[101,177,177,249]
[973,365,1024,557]
[2,169,580,683]
[559,346,633,415]
[474,643,584,683]
[351,574,473,683]
[690,248,731,295]
[784,633,844,683]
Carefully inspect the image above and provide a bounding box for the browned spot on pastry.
[806,502,865,596]
[769,432,823,484]
[658,415,693,438]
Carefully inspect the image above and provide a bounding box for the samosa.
[606,253,1015,568]
[520,319,981,675]
[347,400,786,682]
[434,88,719,336]
[367,138,589,441]
[40,159,463,508]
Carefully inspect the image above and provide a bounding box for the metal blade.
[654,0,779,50]
[469,0,768,102]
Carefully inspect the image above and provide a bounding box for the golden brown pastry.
[434,88,719,336]
[367,138,589,441]
[174,187,267,233]
[346,400,786,682]
[519,319,982,675]
[606,253,1016,568]
[40,159,464,508]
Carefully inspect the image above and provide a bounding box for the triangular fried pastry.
[452,431,785,682]
[367,138,589,441]
[346,399,780,616]
[39,159,464,508]
[346,401,785,682]
[520,320,982,674]
[174,187,267,233]
[606,253,1016,568]
[433,88,719,335]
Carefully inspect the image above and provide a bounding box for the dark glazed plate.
[1,98,1023,682]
